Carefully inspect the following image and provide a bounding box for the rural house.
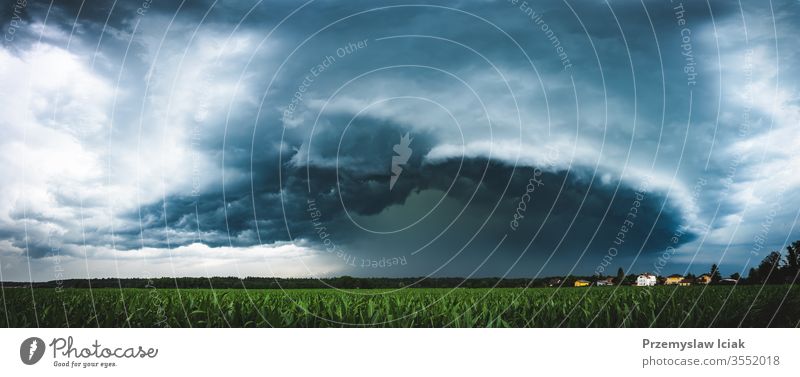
[574,280,590,287]
[636,274,657,286]
[595,277,614,286]
[664,274,683,285]
[696,275,712,284]
[679,278,692,286]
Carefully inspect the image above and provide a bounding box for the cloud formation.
[1,0,799,281]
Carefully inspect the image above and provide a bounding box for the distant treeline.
[0,274,791,290]
[4,276,564,290]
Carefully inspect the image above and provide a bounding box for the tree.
[784,240,800,280]
[335,276,358,289]
[710,264,722,283]
[730,272,741,281]
[747,268,758,284]
[755,251,783,284]
[616,267,625,285]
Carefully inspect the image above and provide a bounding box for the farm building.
[636,274,657,286]
[574,280,590,287]
[547,278,562,287]
[696,275,712,284]
[719,278,738,285]
[664,274,683,285]
[679,279,692,286]
[595,278,614,286]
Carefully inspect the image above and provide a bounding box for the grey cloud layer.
[1,0,798,279]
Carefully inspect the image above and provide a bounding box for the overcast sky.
[1,0,798,281]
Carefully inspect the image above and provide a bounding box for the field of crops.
[2,286,798,327]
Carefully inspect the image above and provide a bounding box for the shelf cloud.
[1,0,798,281]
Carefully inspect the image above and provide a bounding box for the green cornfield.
[2,286,799,327]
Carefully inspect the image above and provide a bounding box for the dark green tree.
[756,251,783,284]
[336,276,357,289]
[747,268,758,284]
[710,264,722,283]
[730,272,741,281]
[616,267,625,285]
[784,240,800,280]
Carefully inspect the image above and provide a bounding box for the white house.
[636,273,657,286]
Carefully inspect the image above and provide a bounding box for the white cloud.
[0,241,343,281]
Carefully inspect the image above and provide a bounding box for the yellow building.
[679,279,692,286]
[665,275,683,285]
[696,275,712,285]
[574,280,590,287]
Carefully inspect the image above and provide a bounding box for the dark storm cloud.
[126,111,690,277]
[285,152,692,277]
[2,0,799,279]
[127,115,439,247]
